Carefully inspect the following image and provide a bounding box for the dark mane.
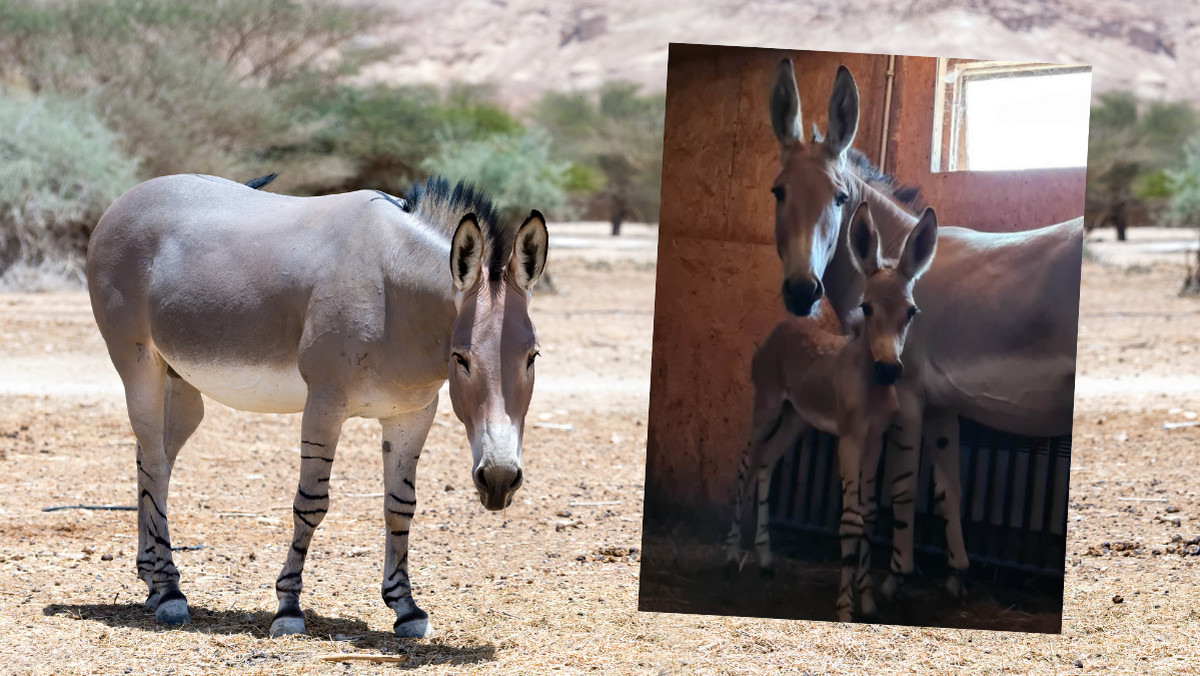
[845,148,924,214]
[404,176,511,280]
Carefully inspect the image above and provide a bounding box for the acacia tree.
[1086,92,1200,241]
[0,0,387,177]
[534,82,664,235]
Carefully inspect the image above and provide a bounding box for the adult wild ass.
[86,174,548,638]
[725,203,938,621]
[765,59,1081,599]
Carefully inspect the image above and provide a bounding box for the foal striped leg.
[880,401,923,603]
[270,393,345,638]
[379,400,438,638]
[855,430,886,618]
[724,408,804,576]
[835,432,866,622]
[724,449,752,571]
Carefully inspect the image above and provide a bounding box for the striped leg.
[724,447,752,571]
[270,390,345,638]
[380,400,438,638]
[880,397,923,603]
[925,409,968,598]
[724,406,804,577]
[834,429,867,622]
[753,464,774,574]
[125,353,203,625]
[855,426,886,618]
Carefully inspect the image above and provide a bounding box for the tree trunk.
[1113,200,1128,242]
[1183,227,1200,296]
[610,194,627,237]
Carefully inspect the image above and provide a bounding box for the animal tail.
[244,173,279,190]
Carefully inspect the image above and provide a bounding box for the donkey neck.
[823,175,919,319]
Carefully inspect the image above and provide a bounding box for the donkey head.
[769,58,861,317]
[847,203,937,386]
[447,211,548,511]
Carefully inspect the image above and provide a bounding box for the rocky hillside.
[350,0,1198,105]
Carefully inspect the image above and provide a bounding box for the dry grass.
[1,254,1200,674]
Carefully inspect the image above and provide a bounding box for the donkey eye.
[770,185,785,202]
[906,306,919,321]
[835,191,849,207]
[860,302,873,317]
[526,351,539,369]
[453,352,470,374]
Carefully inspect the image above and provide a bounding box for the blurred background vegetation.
[5,0,1200,288]
[0,0,664,285]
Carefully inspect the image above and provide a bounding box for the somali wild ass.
[726,203,938,621]
[86,174,547,638]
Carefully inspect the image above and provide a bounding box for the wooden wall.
[643,44,1087,527]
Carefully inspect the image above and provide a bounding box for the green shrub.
[275,83,526,195]
[422,131,571,224]
[533,81,664,233]
[0,95,139,285]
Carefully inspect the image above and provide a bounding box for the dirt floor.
[2,224,1200,674]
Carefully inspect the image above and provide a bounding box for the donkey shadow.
[43,602,496,668]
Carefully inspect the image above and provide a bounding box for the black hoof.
[270,605,306,638]
[394,606,431,638]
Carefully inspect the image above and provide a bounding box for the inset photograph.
[639,44,1088,633]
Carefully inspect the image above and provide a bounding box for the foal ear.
[509,209,549,292]
[900,207,939,280]
[847,202,880,278]
[826,65,859,158]
[769,58,802,149]
[450,213,484,292]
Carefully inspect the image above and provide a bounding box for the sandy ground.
[1,224,1199,674]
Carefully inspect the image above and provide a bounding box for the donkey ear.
[847,202,880,278]
[769,58,802,148]
[826,65,859,157]
[900,207,938,280]
[509,209,549,292]
[450,213,483,292]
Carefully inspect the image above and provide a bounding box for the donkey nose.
[873,361,903,385]
[782,278,824,317]
[474,464,523,511]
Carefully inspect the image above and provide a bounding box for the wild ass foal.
[726,203,937,621]
[86,175,548,638]
[765,59,1081,601]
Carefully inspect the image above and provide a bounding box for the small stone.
[101,553,113,561]
[1075,659,1083,668]
[557,510,572,518]
[1112,594,1124,604]
[248,552,255,561]
[444,484,454,491]
[1165,505,1180,514]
